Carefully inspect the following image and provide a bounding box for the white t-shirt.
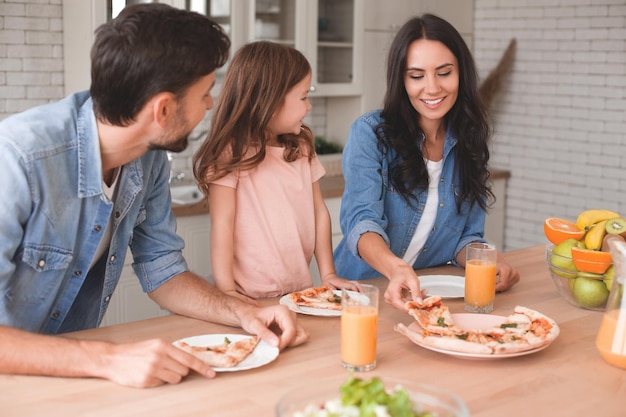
[403,159,442,265]
[90,167,119,270]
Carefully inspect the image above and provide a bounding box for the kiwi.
[605,217,626,236]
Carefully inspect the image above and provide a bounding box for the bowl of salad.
[275,375,469,417]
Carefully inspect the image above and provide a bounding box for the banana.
[575,209,621,232]
[584,220,608,250]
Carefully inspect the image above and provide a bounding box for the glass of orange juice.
[464,242,497,313]
[341,284,378,371]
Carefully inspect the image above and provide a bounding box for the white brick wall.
[0,0,64,120]
[474,0,626,251]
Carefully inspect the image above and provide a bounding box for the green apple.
[603,265,615,292]
[572,277,610,308]
[568,277,576,291]
[550,239,581,278]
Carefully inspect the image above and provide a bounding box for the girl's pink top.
[211,146,325,298]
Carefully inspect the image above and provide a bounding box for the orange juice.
[595,309,626,369]
[465,259,497,306]
[341,305,378,367]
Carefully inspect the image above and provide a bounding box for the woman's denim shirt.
[0,92,188,333]
[333,110,487,280]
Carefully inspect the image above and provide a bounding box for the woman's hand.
[495,253,520,292]
[384,262,428,311]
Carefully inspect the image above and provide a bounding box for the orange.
[571,247,612,274]
[544,217,585,245]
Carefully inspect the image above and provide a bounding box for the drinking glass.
[464,242,497,313]
[341,284,378,371]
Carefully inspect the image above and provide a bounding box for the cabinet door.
[177,214,213,282]
[363,0,415,31]
[308,0,363,96]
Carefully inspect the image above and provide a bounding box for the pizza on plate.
[174,335,259,368]
[394,296,559,355]
[289,286,342,310]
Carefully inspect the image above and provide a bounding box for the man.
[0,3,308,388]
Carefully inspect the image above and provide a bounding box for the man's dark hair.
[90,3,230,126]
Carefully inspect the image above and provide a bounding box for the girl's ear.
[151,92,177,128]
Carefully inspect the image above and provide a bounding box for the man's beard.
[148,107,191,153]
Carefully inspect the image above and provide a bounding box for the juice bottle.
[595,239,626,369]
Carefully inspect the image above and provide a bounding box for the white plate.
[419,275,465,298]
[172,334,279,372]
[279,289,370,316]
[405,313,558,360]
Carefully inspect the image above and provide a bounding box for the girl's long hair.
[380,14,493,211]
[193,41,314,196]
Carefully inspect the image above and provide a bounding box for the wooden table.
[2,245,624,416]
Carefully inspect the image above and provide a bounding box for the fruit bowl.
[545,244,613,311]
[275,375,469,417]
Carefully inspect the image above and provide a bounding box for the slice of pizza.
[175,335,259,368]
[289,286,342,310]
[405,296,457,336]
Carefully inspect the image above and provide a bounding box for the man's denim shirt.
[333,110,487,280]
[0,92,188,333]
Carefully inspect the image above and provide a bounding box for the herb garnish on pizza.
[395,296,559,355]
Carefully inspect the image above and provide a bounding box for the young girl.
[193,41,358,302]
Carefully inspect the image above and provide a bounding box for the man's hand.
[96,339,216,388]
[236,304,309,350]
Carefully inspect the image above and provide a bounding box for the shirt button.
[52,311,60,319]
[439,203,444,208]
[74,270,82,276]
[423,248,428,253]
[105,295,111,302]
[38,259,45,268]
[114,211,121,218]
[94,225,102,232]
[109,255,116,262]
[432,226,437,231]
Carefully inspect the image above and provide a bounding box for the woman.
[333,14,520,311]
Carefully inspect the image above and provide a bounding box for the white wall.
[474,0,626,251]
[0,0,64,120]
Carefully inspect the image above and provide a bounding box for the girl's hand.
[321,274,363,292]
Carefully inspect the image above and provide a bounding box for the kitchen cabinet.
[64,0,361,97]
[101,213,212,326]
[234,0,363,96]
